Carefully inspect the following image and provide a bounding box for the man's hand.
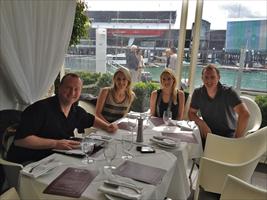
[54,139,80,150]
[198,121,212,139]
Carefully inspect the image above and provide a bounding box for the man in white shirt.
[169,47,177,72]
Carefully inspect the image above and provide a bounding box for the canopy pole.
[188,0,204,95]
[176,0,189,89]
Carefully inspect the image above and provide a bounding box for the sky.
[85,0,267,30]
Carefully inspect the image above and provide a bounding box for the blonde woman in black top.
[150,68,185,120]
[96,67,135,123]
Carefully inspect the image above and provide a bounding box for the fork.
[29,158,55,173]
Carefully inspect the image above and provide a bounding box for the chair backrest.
[204,127,267,163]
[78,100,96,115]
[0,110,22,158]
[0,158,23,191]
[240,96,262,134]
[0,187,20,200]
[220,174,267,200]
[194,127,267,198]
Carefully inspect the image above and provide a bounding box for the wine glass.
[163,110,172,126]
[121,133,133,160]
[103,142,117,170]
[81,137,95,164]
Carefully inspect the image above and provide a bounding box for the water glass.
[127,116,137,135]
[103,142,117,170]
[81,137,95,164]
[121,133,133,160]
[163,110,172,125]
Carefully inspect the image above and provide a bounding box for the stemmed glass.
[163,110,172,126]
[81,136,95,164]
[121,133,133,160]
[103,141,117,170]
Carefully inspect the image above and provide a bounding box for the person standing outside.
[136,48,145,81]
[188,64,250,147]
[165,48,171,68]
[126,45,139,82]
[169,47,178,72]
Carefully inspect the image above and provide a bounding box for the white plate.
[156,142,178,149]
[105,194,123,200]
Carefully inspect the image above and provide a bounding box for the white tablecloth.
[19,118,203,200]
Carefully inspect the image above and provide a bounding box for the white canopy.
[0,0,76,110]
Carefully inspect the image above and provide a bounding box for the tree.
[54,1,90,94]
[69,1,90,47]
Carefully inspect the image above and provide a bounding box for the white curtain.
[0,0,76,110]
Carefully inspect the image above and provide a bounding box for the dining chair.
[194,126,267,200]
[0,187,20,200]
[220,174,267,200]
[78,99,96,115]
[240,96,262,134]
[0,158,23,191]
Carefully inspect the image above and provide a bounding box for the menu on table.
[114,161,166,185]
[150,117,165,126]
[43,167,98,198]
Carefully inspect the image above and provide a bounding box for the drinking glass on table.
[103,141,117,170]
[121,133,133,160]
[163,110,172,126]
[127,116,137,135]
[81,136,95,164]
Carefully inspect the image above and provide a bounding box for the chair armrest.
[197,156,259,194]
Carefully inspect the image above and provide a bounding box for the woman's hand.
[106,123,118,133]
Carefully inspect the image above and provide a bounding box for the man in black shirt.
[188,64,250,147]
[7,73,117,164]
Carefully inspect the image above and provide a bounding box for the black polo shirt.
[191,82,241,137]
[7,96,95,164]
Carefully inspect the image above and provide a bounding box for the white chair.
[0,158,23,191]
[194,126,267,200]
[0,187,20,200]
[240,96,262,134]
[220,174,267,200]
[78,100,96,115]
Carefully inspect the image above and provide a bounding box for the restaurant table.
[19,118,203,200]
[96,118,203,200]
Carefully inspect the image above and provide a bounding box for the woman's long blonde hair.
[111,67,134,103]
[160,68,178,104]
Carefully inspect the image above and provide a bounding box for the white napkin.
[21,157,62,178]
[176,120,196,131]
[98,182,142,200]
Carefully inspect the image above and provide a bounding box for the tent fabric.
[0,0,76,110]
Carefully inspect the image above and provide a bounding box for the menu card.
[114,161,166,185]
[43,167,98,198]
[162,132,198,144]
[150,117,165,126]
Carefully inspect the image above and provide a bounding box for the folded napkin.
[22,157,62,178]
[176,120,196,131]
[98,181,142,200]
